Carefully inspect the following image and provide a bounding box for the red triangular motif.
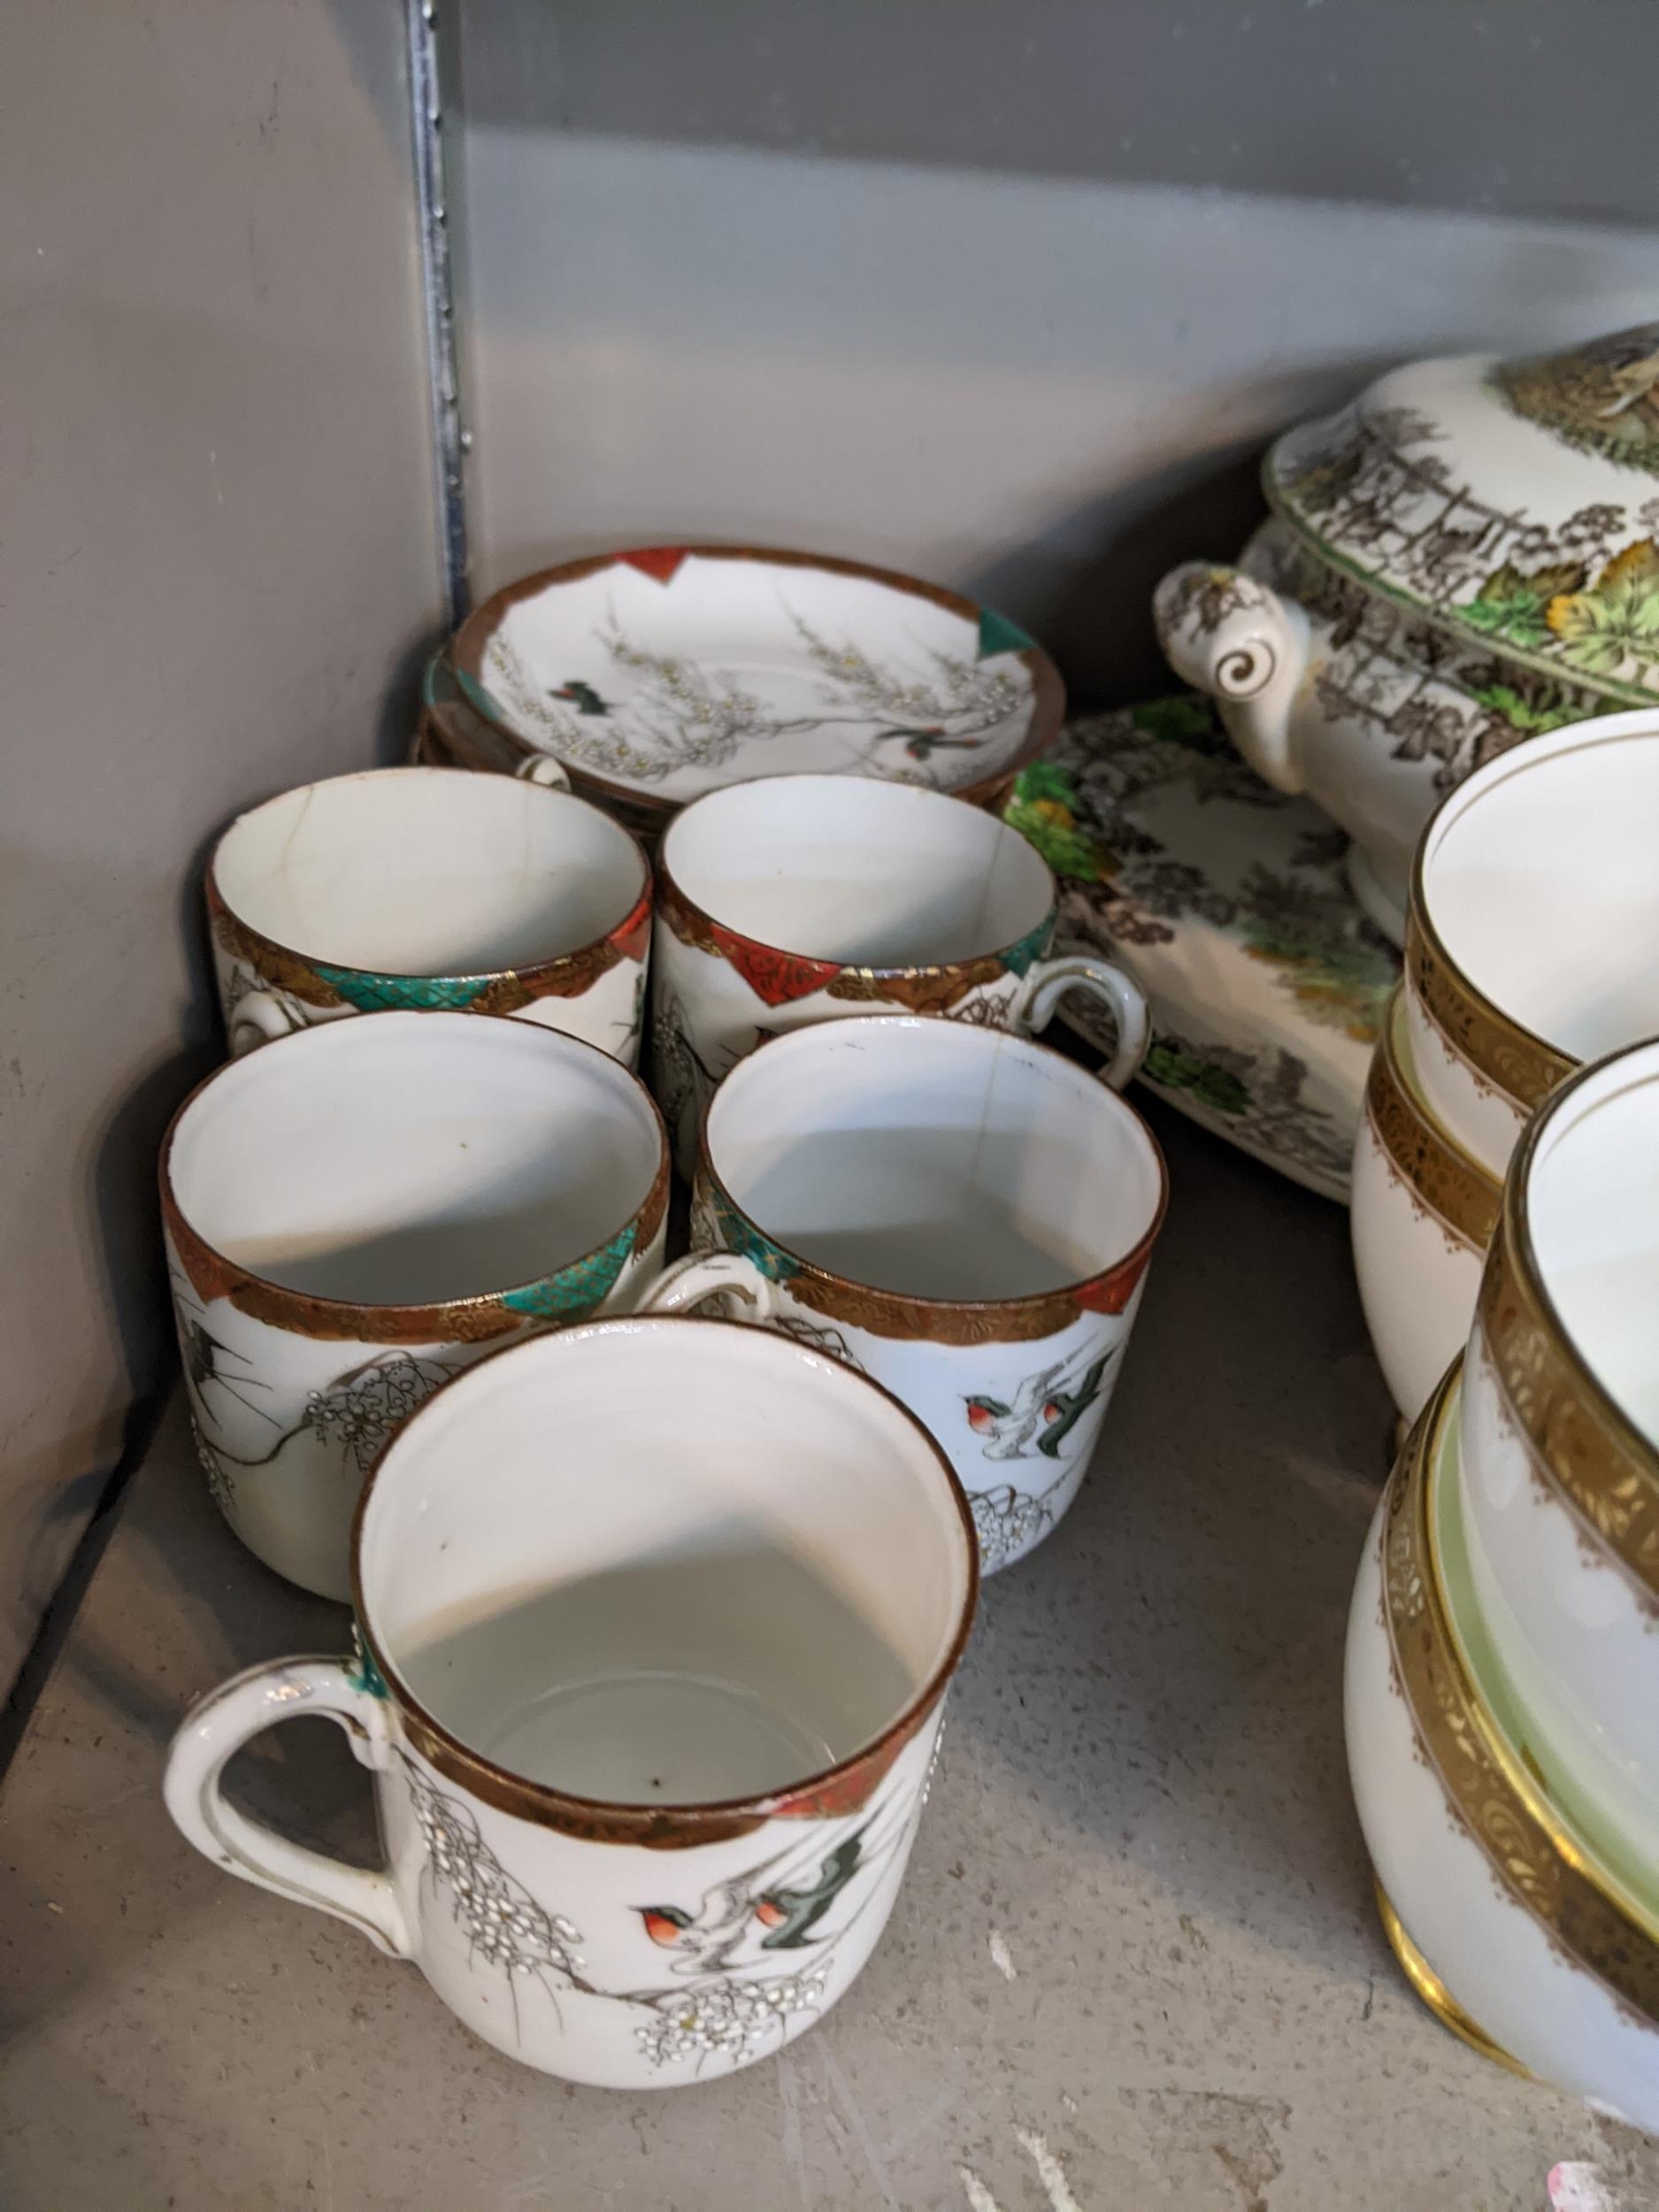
[618,547,688,585]
[710,923,841,1007]
[1073,1249,1152,1317]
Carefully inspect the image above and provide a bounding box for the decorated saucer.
[443,547,1064,832]
[1004,695,1399,1202]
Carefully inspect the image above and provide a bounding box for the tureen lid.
[1264,323,1659,704]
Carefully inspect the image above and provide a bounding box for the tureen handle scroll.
[1152,562,1311,795]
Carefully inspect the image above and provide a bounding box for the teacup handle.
[163,1655,413,1958]
[514,753,572,793]
[634,1250,780,1321]
[229,988,305,1056]
[1008,956,1150,1090]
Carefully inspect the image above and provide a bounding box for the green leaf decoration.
[1461,556,1588,653]
[1003,760,1116,882]
[1545,539,1659,679]
[1129,694,1225,751]
[1467,684,1581,737]
[1143,1041,1252,1117]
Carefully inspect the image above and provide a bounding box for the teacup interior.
[1423,721,1659,1060]
[361,1319,972,1803]
[1526,1041,1659,1448]
[707,1019,1163,1301]
[213,768,644,974]
[166,1013,662,1306]
[664,776,1051,964]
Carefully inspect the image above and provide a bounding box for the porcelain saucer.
[1004,695,1399,1202]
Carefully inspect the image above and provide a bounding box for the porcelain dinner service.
[160,352,1659,2121]
[1351,707,1659,1424]
[1156,322,1659,944]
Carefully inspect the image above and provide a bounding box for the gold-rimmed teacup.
[1345,1360,1659,2129]
[642,1014,1167,1573]
[1405,708,1659,1179]
[1461,1033,1659,1886]
[209,766,652,1067]
[1350,984,1500,1419]
[649,772,1148,1177]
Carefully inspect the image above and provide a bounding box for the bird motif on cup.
[964,1344,1116,1462]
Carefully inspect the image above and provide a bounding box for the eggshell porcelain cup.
[1460,1035,1659,1881]
[1345,1366,1659,2130]
[651,772,1149,1174]
[161,1011,669,1599]
[162,1316,977,2090]
[209,767,652,1068]
[645,1016,1167,1572]
[1406,710,1659,1178]
[1350,987,1499,1420]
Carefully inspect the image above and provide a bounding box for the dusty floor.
[2,1102,1654,2210]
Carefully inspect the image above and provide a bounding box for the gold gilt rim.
[1366,987,1501,1252]
[1425,1373,1659,1947]
[1372,1882,1530,2077]
[1406,742,1594,1112]
[1476,1056,1659,1603]
[1383,1369,1659,2030]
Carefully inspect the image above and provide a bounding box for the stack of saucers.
[1345,1034,1659,2129]
[1352,709,1659,1422]
[412,544,1064,843]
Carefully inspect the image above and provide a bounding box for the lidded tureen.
[1155,323,1659,940]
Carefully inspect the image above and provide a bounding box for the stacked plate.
[412,545,1064,842]
[1352,709,1659,1420]
[1346,1036,1659,2128]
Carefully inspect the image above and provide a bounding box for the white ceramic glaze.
[1155,322,1659,941]
[1407,710,1659,1172]
[1350,990,1497,1420]
[652,772,1148,1175]
[648,1017,1166,1572]
[162,1012,669,1598]
[1345,1392,1659,2130]
[1269,326,1659,703]
[163,1316,976,2089]
[1460,1038,1659,1877]
[449,547,1064,824]
[1153,526,1604,945]
[210,767,651,1068]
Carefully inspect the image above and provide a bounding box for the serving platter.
[1004,695,1400,1202]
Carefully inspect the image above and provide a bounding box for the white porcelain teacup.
[1344,1369,1659,2130]
[1461,1035,1659,1878]
[161,1010,669,1598]
[210,766,652,1067]
[163,1315,977,2089]
[1350,987,1499,1421]
[651,772,1148,1172]
[647,1016,1167,1571]
[1406,710,1659,1177]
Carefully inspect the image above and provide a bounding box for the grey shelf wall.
[449,0,1659,705]
[0,1,444,1697]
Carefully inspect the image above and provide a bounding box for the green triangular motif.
[503,1223,637,1320]
[976,607,1036,660]
[315,966,490,1012]
[999,914,1055,979]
